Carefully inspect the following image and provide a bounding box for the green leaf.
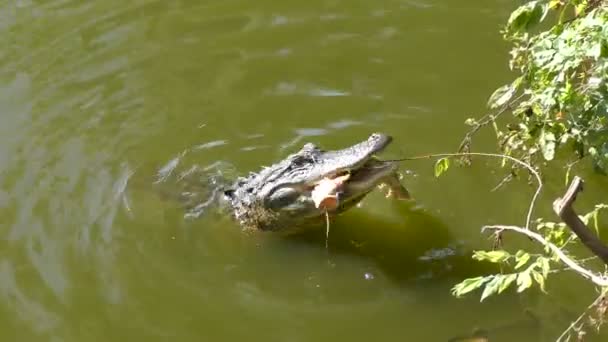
[506,1,543,34]
[540,130,556,161]
[537,221,556,230]
[593,209,600,235]
[434,158,450,178]
[488,84,516,109]
[548,0,561,9]
[514,252,531,269]
[532,270,546,293]
[480,276,502,302]
[473,250,511,263]
[574,2,587,16]
[589,42,602,59]
[464,118,477,126]
[580,212,592,226]
[589,147,598,157]
[498,274,517,294]
[488,77,522,109]
[451,276,488,297]
[538,257,551,278]
[516,271,533,293]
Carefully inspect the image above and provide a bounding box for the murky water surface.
[1,1,607,341]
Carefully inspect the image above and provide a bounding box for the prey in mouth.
[224,133,411,232]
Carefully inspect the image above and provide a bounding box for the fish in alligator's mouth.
[223,133,411,233]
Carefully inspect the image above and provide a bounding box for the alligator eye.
[291,155,308,166]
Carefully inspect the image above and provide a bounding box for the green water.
[1,1,607,341]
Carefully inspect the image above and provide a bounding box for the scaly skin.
[222,133,411,233]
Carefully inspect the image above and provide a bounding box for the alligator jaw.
[339,158,408,200]
[224,133,411,232]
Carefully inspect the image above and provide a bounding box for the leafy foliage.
[466,0,608,172]
[452,205,608,302]
[451,1,608,338]
[433,157,450,177]
[452,242,552,301]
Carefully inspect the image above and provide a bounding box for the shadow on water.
[145,140,498,289]
[264,199,584,341]
[91,141,589,342]
[283,195,496,285]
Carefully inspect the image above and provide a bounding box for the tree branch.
[388,152,542,230]
[481,176,608,287]
[472,170,608,340]
[482,224,608,287]
[552,176,608,265]
[556,290,607,342]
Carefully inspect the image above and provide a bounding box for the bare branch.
[458,93,527,156]
[482,224,608,287]
[556,290,607,342]
[553,176,608,264]
[388,152,542,230]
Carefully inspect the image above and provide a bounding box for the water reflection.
[266,81,351,97]
[0,1,163,338]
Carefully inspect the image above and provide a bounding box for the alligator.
[221,133,411,234]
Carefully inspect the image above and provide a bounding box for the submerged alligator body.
[222,133,411,233]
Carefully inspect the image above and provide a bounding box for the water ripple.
[0,260,61,333]
[0,0,530,340]
[194,140,229,150]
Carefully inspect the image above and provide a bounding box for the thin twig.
[556,290,607,342]
[458,93,527,154]
[491,172,514,192]
[325,211,330,250]
[549,256,600,275]
[464,94,527,135]
[388,152,542,230]
[482,225,608,287]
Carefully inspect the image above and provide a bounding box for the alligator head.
[223,133,410,233]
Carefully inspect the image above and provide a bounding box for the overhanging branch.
[552,176,608,265]
[482,225,608,287]
[482,176,608,287]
